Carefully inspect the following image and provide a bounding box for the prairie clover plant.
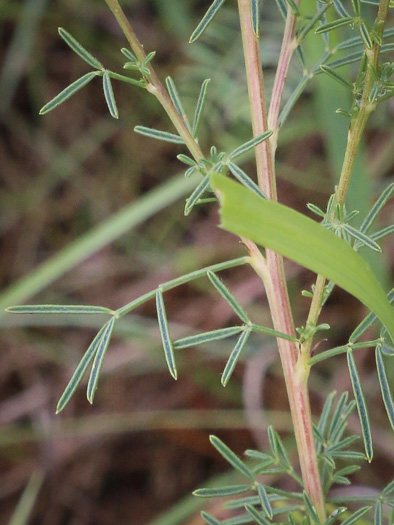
[6,0,394,523]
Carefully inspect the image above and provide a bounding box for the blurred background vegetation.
[0,0,392,523]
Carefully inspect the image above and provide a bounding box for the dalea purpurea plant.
[6,0,394,523]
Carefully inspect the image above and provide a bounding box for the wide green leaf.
[210,173,394,343]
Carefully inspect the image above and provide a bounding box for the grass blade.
[256,483,273,519]
[40,71,98,114]
[376,346,394,430]
[103,71,118,119]
[189,0,227,43]
[58,27,103,69]
[87,317,116,403]
[193,485,251,497]
[207,270,249,323]
[192,79,210,138]
[221,328,251,386]
[156,290,177,379]
[244,504,271,525]
[229,131,273,160]
[6,305,113,315]
[174,326,243,349]
[250,0,260,37]
[134,126,184,144]
[209,435,255,481]
[211,173,394,343]
[56,322,108,412]
[227,162,267,200]
[347,349,373,462]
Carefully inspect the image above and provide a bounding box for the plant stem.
[268,6,298,152]
[238,2,326,520]
[335,0,390,206]
[104,0,204,163]
[237,0,275,198]
[305,0,390,359]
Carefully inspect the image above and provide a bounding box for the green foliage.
[5,0,394,523]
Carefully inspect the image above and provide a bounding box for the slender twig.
[104,0,204,162]
[238,1,326,520]
[268,6,298,152]
[304,0,390,359]
[335,0,390,206]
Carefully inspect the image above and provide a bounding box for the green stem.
[104,0,204,162]
[335,0,390,206]
[305,0,390,356]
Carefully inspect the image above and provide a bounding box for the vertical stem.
[305,0,390,356]
[268,6,298,151]
[335,0,390,206]
[237,0,275,198]
[238,1,326,520]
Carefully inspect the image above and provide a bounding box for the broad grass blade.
[87,317,116,403]
[156,290,177,379]
[192,79,210,138]
[56,322,108,413]
[347,349,373,462]
[40,72,98,114]
[376,346,394,430]
[221,329,251,386]
[6,305,113,315]
[207,270,249,323]
[189,0,227,43]
[103,72,118,119]
[210,174,394,343]
[209,435,255,481]
[193,485,251,497]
